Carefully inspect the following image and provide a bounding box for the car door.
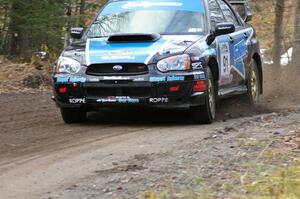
[208,0,251,90]
[217,0,250,88]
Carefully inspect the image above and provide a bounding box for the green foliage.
[0,0,105,61]
[245,164,300,199]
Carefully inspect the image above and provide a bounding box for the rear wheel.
[60,108,87,124]
[246,59,261,105]
[191,68,216,124]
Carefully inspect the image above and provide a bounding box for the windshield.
[87,0,206,38]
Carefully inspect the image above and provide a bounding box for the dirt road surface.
[0,90,299,199]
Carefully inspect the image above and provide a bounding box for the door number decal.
[219,42,233,85]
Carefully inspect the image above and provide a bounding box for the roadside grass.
[141,163,300,199]
[141,137,300,199]
[243,164,300,199]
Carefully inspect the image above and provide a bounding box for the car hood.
[63,35,203,65]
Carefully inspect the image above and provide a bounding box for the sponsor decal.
[100,0,204,16]
[193,71,205,80]
[101,55,135,60]
[191,56,201,62]
[88,78,100,82]
[167,76,184,82]
[192,62,203,69]
[133,77,146,82]
[149,98,169,103]
[122,2,183,9]
[101,50,135,60]
[56,77,70,83]
[218,42,233,85]
[117,97,139,103]
[69,77,86,83]
[103,76,131,80]
[56,76,86,83]
[188,28,203,33]
[97,97,117,103]
[69,98,86,104]
[149,76,166,82]
[97,96,139,103]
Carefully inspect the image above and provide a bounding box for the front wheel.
[60,108,87,124]
[190,68,216,124]
[246,59,261,105]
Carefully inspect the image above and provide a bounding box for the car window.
[208,0,226,28]
[87,0,206,37]
[217,0,240,26]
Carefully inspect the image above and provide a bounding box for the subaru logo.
[113,65,123,71]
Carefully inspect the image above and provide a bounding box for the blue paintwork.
[88,37,168,64]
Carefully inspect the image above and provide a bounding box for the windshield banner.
[100,0,205,15]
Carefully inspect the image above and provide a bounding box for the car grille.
[86,87,152,97]
[86,63,149,76]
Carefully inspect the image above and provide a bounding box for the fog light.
[59,87,67,93]
[193,81,206,92]
[169,85,180,92]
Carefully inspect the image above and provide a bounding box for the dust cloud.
[216,57,300,121]
[263,58,300,110]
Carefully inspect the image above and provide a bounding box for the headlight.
[157,54,191,72]
[55,57,81,74]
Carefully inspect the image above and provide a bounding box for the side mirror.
[214,22,235,36]
[70,27,84,39]
[206,22,235,45]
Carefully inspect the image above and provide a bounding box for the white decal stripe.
[245,29,254,45]
[86,39,91,66]
[144,39,178,64]
[145,50,159,64]
[231,63,245,79]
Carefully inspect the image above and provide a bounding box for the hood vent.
[107,33,161,43]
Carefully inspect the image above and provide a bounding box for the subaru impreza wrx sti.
[53,0,263,124]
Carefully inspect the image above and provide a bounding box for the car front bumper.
[53,71,207,109]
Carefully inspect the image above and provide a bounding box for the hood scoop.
[107,33,161,43]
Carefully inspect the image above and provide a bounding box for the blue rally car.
[53,0,263,124]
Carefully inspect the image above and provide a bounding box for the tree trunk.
[80,0,85,15]
[293,0,300,67]
[79,0,85,26]
[64,1,72,48]
[273,0,285,69]
[9,1,31,60]
[0,3,10,54]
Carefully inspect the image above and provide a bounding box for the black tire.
[60,108,87,124]
[190,67,216,124]
[246,58,261,105]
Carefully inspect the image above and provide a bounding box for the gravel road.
[0,91,299,199]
